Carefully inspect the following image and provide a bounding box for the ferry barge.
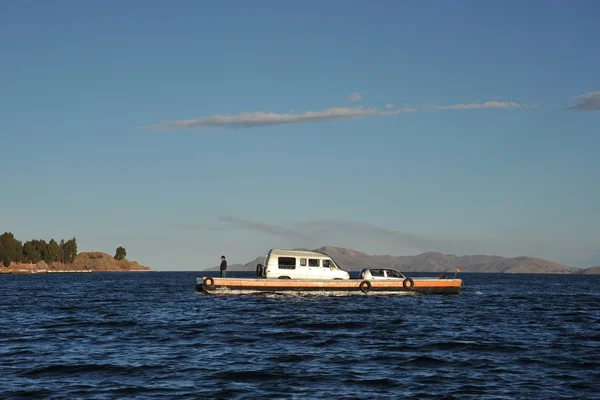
[195,249,462,295]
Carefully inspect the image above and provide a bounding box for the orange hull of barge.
[196,277,461,295]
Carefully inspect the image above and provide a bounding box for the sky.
[1,0,599,270]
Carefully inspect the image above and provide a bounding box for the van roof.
[269,249,331,258]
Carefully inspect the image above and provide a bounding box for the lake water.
[1,272,599,399]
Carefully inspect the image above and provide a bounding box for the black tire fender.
[359,280,371,293]
[403,277,414,290]
[203,277,215,289]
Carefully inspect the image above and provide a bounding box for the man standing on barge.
[220,255,227,278]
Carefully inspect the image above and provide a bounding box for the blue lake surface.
[1,272,599,399]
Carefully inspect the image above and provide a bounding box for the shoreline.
[0,269,152,274]
[0,251,152,274]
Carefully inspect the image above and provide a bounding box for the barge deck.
[196,277,461,295]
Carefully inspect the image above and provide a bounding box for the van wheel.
[403,278,414,290]
[359,280,371,293]
[278,276,291,279]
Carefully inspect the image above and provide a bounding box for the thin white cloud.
[427,101,526,111]
[147,107,415,130]
[348,92,362,102]
[566,91,600,111]
[144,100,532,130]
[385,103,394,109]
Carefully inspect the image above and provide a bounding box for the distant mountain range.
[204,246,596,274]
[578,266,600,275]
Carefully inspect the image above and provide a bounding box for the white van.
[262,249,350,280]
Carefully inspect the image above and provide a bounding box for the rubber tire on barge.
[403,277,414,290]
[204,277,215,290]
[359,280,371,293]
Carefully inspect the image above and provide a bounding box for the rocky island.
[0,232,151,274]
[2,252,151,274]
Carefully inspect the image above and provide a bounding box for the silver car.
[359,268,407,280]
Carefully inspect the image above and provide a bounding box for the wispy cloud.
[179,216,436,246]
[214,216,482,255]
[218,216,309,240]
[566,91,600,111]
[427,100,526,111]
[348,92,362,102]
[144,100,533,130]
[385,103,394,109]
[300,219,461,250]
[146,107,416,130]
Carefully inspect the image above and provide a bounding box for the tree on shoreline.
[114,246,127,260]
[63,237,77,264]
[0,233,81,266]
[0,232,23,266]
[23,241,42,263]
[59,239,65,263]
[48,239,60,263]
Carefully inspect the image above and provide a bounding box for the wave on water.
[1,272,599,399]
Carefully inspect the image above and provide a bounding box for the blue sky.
[1,0,599,269]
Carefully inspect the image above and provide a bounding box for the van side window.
[323,260,331,268]
[308,259,320,267]
[300,258,307,266]
[278,257,296,270]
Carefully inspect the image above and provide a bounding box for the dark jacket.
[220,260,227,271]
